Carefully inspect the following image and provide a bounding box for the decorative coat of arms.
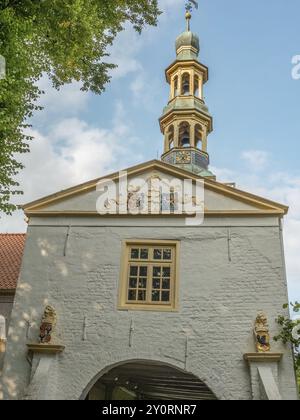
[39,305,57,344]
[254,312,271,353]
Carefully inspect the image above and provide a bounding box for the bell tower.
[160,9,214,178]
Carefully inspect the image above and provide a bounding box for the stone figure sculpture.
[39,306,57,344]
[254,312,271,353]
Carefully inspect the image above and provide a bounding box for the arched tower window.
[179,122,190,148]
[167,125,175,149]
[194,75,199,97]
[181,73,190,96]
[195,124,203,149]
[173,76,179,98]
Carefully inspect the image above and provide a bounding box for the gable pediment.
[23,160,288,217]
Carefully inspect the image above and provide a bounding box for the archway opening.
[181,73,190,96]
[179,122,190,148]
[84,360,217,400]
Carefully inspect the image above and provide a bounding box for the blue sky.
[1,0,300,300]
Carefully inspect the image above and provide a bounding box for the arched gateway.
[81,361,217,400]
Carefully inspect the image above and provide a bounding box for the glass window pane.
[130,266,138,276]
[152,290,160,302]
[154,249,162,260]
[129,278,137,288]
[152,278,161,289]
[126,243,175,307]
[128,290,136,301]
[138,290,146,301]
[153,267,161,277]
[139,266,148,277]
[140,249,149,259]
[163,267,171,277]
[163,249,172,260]
[162,279,170,289]
[131,249,139,259]
[161,291,170,302]
[139,278,147,289]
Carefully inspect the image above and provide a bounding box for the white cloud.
[210,166,236,183]
[36,76,91,116]
[23,105,141,194]
[241,150,269,171]
[130,71,163,112]
[0,102,143,233]
[109,26,144,79]
[0,211,27,233]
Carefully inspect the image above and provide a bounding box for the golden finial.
[185,11,192,32]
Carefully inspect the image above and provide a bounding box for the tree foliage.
[0,0,160,213]
[274,302,300,391]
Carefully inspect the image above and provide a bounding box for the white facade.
[0,163,298,400]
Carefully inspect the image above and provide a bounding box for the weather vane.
[185,0,199,13]
[185,1,198,31]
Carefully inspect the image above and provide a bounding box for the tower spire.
[185,0,199,32]
[159,4,215,179]
[185,0,198,32]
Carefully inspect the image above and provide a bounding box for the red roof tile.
[0,234,26,291]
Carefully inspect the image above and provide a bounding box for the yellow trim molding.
[27,343,65,354]
[165,60,209,84]
[243,353,283,363]
[22,160,288,216]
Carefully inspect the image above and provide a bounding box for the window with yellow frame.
[118,240,180,311]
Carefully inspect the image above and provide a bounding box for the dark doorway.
[85,361,217,400]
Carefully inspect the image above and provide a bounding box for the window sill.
[117,304,179,313]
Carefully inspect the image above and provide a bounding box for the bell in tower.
[159,7,215,179]
[180,123,190,147]
[182,73,190,96]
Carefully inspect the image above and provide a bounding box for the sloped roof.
[22,160,288,217]
[0,234,26,291]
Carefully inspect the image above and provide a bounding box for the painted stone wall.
[0,219,298,400]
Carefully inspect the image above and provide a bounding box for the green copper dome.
[175,31,200,57]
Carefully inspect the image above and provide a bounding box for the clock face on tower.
[176,151,191,164]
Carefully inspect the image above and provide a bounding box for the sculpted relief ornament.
[26,305,64,356]
[254,312,271,353]
[39,305,57,344]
